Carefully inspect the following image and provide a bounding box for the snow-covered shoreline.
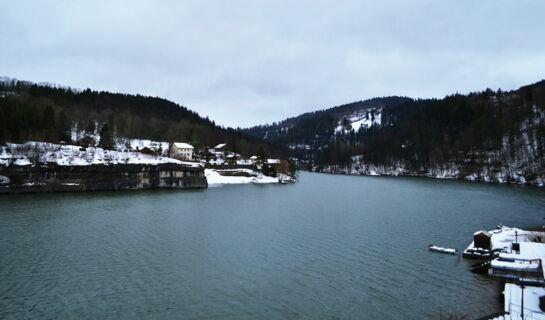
[310,157,545,187]
[205,168,293,186]
[0,142,295,191]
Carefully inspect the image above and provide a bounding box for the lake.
[1,172,544,319]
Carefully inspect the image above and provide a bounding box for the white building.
[170,142,194,161]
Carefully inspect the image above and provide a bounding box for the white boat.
[429,245,458,255]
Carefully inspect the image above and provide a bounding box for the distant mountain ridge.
[244,80,545,186]
[243,96,410,146]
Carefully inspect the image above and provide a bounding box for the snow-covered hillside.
[0,142,201,167]
[335,108,382,134]
[312,109,545,187]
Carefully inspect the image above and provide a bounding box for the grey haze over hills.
[1,1,545,127]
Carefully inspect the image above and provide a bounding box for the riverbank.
[0,142,207,193]
[307,160,545,187]
[0,142,293,193]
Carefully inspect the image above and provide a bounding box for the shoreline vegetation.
[306,166,544,187]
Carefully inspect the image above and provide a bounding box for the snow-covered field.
[205,169,279,186]
[0,142,201,167]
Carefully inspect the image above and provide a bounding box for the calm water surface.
[1,172,544,319]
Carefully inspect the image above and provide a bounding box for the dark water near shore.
[1,172,544,319]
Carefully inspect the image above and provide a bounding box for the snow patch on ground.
[205,169,279,186]
[115,138,170,156]
[13,158,32,166]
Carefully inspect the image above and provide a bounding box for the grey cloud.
[1,0,544,127]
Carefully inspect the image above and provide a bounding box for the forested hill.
[244,80,545,186]
[243,96,411,146]
[0,78,280,157]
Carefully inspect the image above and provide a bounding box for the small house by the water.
[463,228,500,259]
[474,230,491,249]
[170,142,194,161]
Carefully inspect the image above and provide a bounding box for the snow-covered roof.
[225,153,241,159]
[504,283,545,316]
[491,259,541,271]
[267,159,280,164]
[214,143,227,149]
[174,142,194,149]
[473,230,490,237]
[250,156,258,159]
[518,242,545,259]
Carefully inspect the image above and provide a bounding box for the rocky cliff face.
[0,163,207,193]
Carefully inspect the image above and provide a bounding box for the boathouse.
[474,230,491,249]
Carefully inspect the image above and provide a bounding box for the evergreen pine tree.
[57,111,70,142]
[85,119,95,134]
[42,106,55,130]
[256,146,267,163]
[99,123,114,150]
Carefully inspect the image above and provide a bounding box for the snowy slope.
[335,108,382,133]
[0,142,201,167]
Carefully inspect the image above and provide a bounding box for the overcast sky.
[1,1,544,127]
